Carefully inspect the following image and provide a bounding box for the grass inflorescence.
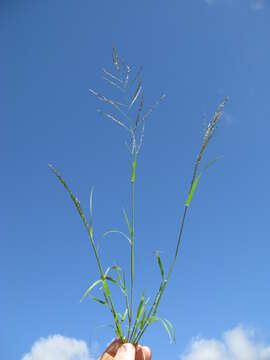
[49,48,228,345]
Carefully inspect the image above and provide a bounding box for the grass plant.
[49,48,228,345]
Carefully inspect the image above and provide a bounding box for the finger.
[114,343,136,360]
[99,339,122,360]
[136,345,152,360]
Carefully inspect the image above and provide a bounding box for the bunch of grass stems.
[50,48,228,345]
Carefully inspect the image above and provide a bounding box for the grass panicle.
[50,48,228,345]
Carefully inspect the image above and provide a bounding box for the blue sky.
[1,1,270,359]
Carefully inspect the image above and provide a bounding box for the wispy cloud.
[180,326,270,360]
[22,335,95,360]
[250,0,265,10]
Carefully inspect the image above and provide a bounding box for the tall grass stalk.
[50,48,228,345]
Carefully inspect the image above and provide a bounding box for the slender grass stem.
[134,146,205,344]
[85,208,125,341]
[131,282,164,344]
[88,194,124,341]
[128,156,136,340]
[91,235,124,341]
[134,205,189,344]
[49,165,124,341]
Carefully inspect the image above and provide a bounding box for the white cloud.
[22,335,95,360]
[181,326,270,360]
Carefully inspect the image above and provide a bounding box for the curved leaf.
[103,230,131,246]
[148,316,174,343]
[121,308,128,323]
[164,318,175,343]
[80,279,102,302]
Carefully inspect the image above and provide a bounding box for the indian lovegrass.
[49,48,228,345]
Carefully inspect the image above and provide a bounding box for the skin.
[99,339,152,360]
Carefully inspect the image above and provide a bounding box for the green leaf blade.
[80,279,103,302]
[186,173,202,207]
[155,250,165,280]
[122,208,132,237]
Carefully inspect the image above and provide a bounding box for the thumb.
[114,343,135,360]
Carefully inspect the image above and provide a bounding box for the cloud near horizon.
[21,335,95,360]
[22,326,270,360]
[180,326,270,360]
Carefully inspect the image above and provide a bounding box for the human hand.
[99,339,152,360]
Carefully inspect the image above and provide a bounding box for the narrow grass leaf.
[104,267,111,278]
[103,230,131,245]
[204,156,222,171]
[135,290,145,321]
[112,265,124,287]
[131,157,136,183]
[102,289,111,310]
[149,316,173,343]
[123,208,132,237]
[105,270,128,297]
[90,296,106,305]
[186,156,222,207]
[155,250,164,280]
[105,276,118,285]
[160,318,173,344]
[164,318,175,343]
[80,279,102,302]
[140,310,147,331]
[137,297,150,323]
[122,268,127,289]
[186,173,202,207]
[130,290,147,341]
[121,308,128,323]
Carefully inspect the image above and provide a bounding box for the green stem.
[131,282,164,344]
[88,232,124,341]
[128,157,136,340]
[135,160,202,344]
[134,206,188,343]
[134,159,202,343]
